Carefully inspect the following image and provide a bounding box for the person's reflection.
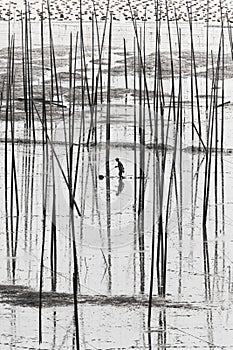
[116,178,124,196]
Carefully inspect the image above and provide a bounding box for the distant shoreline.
[0,0,233,22]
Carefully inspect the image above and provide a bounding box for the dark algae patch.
[0,284,212,310]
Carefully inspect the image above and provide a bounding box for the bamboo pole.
[68,36,80,350]
[21,10,28,130]
[127,0,153,135]
[133,36,137,294]
[220,4,224,153]
[123,37,128,89]
[50,99,57,292]
[86,0,110,146]
[190,5,194,145]
[24,2,30,131]
[28,4,36,142]
[47,0,60,102]
[165,0,176,124]
[148,87,157,326]
[5,14,12,248]
[106,13,113,293]
[26,2,32,138]
[39,8,50,342]
[91,13,95,104]
[206,0,209,126]
[187,4,205,149]
[9,35,20,282]
[92,0,110,104]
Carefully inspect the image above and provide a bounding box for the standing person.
[115,158,125,179]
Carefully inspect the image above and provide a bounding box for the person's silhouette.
[115,158,125,179]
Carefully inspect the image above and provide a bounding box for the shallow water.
[1,299,233,349]
[1,116,233,348]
